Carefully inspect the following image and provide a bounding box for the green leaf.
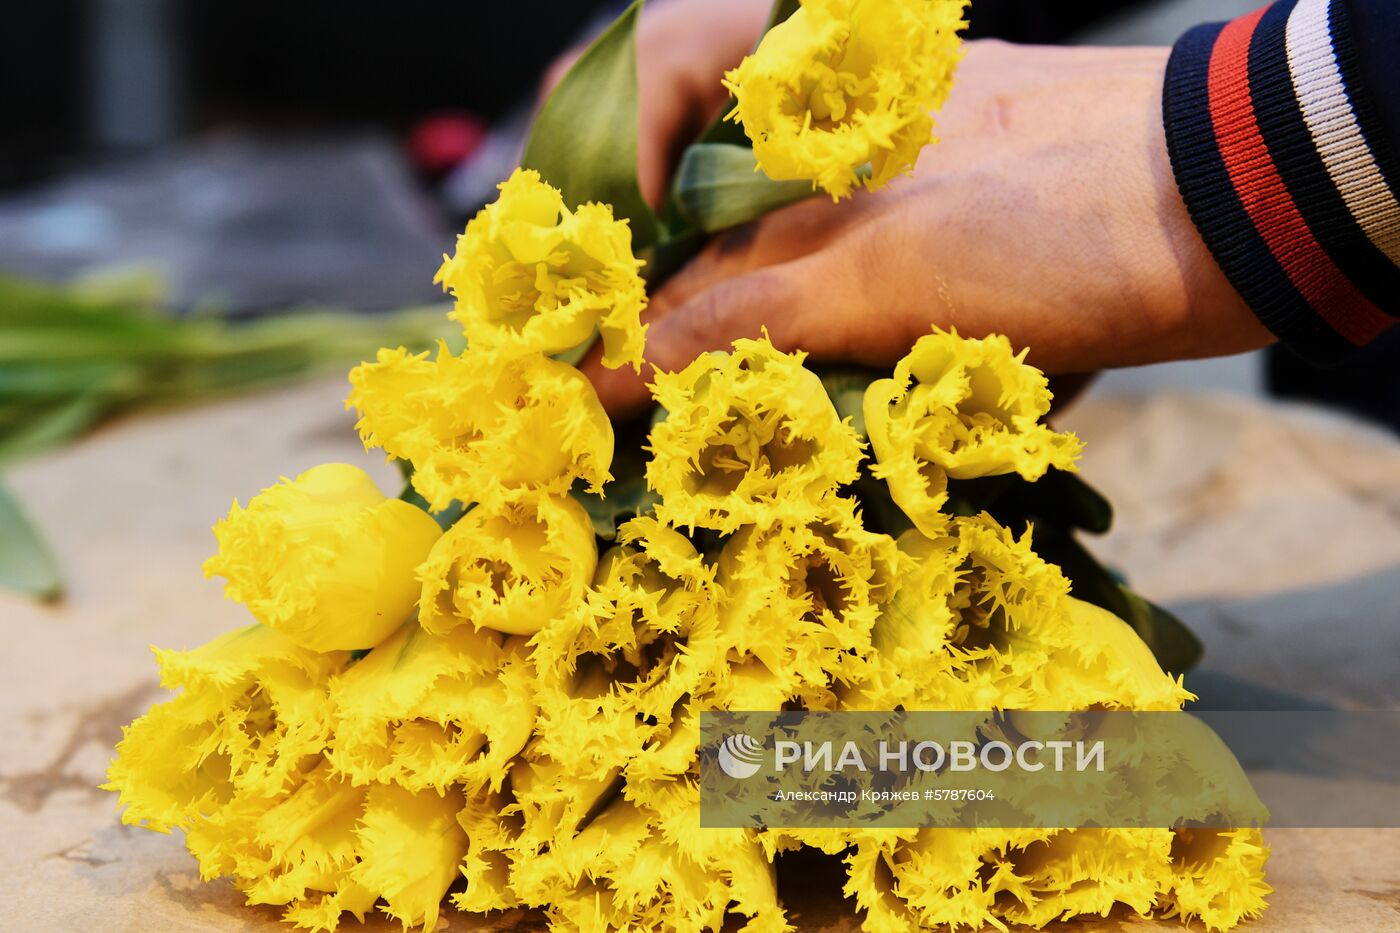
[944,474,1018,518]
[0,276,455,464]
[662,0,805,240]
[673,143,816,234]
[573,476,661,540]
[817,365,885,436]
[765,0,802,28]
[1117,586,1204,678]
[0,275,171,333]
[1036,471,1113,534]
[552,334,597,368]
[0,391,107,465]
[646,0,808,285]
[0,479,62,600]
[847,470,915,538]
[0,359,133,397]
[522,0,658,249]
[949,469,1114,535]
[640,229,707,288]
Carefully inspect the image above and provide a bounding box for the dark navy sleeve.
[1162,0,1400,363]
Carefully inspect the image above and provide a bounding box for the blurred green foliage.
[0,274,460,599]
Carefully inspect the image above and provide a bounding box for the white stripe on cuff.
[1286,0,1400,267]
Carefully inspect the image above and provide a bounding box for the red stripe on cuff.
[1207,7,1392,346]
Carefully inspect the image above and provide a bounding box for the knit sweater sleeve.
[1163,0,1400,362]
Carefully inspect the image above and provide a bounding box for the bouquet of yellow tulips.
[106,1,1271,931]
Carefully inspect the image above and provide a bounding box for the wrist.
[1143,51,1274,362]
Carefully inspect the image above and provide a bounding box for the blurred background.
[1,0,1395,438]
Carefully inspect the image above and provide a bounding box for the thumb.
[578,343,654,420]
[581,246,871,419]
[578,264,810,419]
[645,242,887,373]
[643,266,811,374]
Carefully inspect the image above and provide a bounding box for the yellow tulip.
[864,329,1082,537]
[104,624,346,832]
[1168,829,1272,932]
[512,796,789,933]
[176,762,473,933]
[709,497,899,710]
[434,167,648,370]
[204,463,441,652]
[530,518,719,782]
[725,0,967,199]
[201,766,374,930]
[851,515,1194,712]
[352,784,470,932]
[328,622,535,794]
[647,334,863,533]
[848,827,1178,933]
[418,493,597,636]
[348,344,614,511]
[850,825,1268,933]
[508,738,625,856]
[108,300,1275,932]
[533,518,716,690]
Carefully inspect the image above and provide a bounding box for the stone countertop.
[2,377,1398,932]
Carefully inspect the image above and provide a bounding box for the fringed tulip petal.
[1168,829,1272,932]
[329,623,535,794]
[352,784,470,931]
[853,516,1191,712]
[710,498,900,709]
[105,624,347,833]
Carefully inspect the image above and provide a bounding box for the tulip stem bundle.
[107,1,1268,931]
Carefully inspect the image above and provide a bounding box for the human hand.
[577,39,1273,418]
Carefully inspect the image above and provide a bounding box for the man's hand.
[549,23,1274,416]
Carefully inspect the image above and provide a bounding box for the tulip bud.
[104,623,345,833]
[204,463,442,652]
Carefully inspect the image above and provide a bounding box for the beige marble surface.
[2,377,1398,932]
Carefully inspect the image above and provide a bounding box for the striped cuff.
[1164,0,1400,363]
